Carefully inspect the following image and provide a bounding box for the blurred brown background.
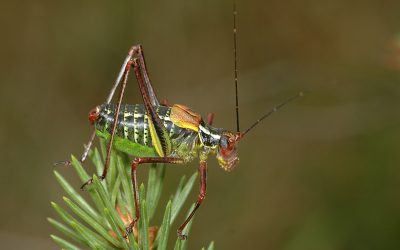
[1,0,400,249]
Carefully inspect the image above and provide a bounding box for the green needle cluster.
[49,141,214,250]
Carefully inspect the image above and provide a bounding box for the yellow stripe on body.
[147,115,164,157]
[133,106,138,142]
[123,110,132,139]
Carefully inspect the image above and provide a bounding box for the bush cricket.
[56,4,303,240]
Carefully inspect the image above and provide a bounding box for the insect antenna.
[241,92,304,136]
[233,1,240,132]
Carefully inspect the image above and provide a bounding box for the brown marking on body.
[170,104,202,131]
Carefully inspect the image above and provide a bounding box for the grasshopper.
[56,6,303,240]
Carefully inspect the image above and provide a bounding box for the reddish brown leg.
[82,45,173,190]
[207,113,215,126]
[104,45,159,105]
[177,161,207,240]
[55,47,140,168]
[131,45,160,106]
[160,99,170,106]
[124,157,184,238]
[132,58,171,156]
[80,60,134,190]
[81,45,165,189]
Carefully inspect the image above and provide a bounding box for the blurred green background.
[1,0,400,249]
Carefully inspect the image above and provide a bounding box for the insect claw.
[81,175,106,190]
[123,222,135,239]
[177,230,187,240]
[53,160,71,167]
[80,178,93,191]
[123,229,131,239]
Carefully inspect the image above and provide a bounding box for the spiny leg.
[80,131,96,162]
[54,47,137,167]
[177,160,207,240]
[132,58,172,157]
[81,60,134,189]
[82,45,172,189]
[105,46,137,104]
[124,157,185,238]
[131,45,160,106]
[95,45,162,181]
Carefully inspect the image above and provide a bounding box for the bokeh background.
[1,0,400,249]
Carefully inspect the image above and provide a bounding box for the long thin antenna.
[233,1,240,132]
[242,92,304,136]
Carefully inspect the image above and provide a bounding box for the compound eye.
[220,135,228,148]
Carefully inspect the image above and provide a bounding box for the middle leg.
[124,157,184,237]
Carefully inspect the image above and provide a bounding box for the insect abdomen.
[95,104,183,148]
